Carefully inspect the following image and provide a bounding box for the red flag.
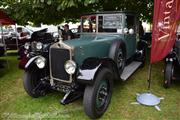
[151,0,180,64]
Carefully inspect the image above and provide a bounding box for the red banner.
[151,0,180,64]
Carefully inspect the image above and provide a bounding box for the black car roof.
[81,11,136,16]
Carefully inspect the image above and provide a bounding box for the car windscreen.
[81,16,96,33]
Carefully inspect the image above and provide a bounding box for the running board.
[120,61,142,81]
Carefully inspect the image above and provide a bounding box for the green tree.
[0,0,153,25]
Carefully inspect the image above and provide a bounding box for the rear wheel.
[83,68,113,119]
[115,47,126,74]
[23,69,48,98]
[164,62,174,88]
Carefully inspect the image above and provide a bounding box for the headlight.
[24,42,30,50]
[64,60,76,74]
[123,28,129,34]
[35,57,46,69]
[36,42,43,50]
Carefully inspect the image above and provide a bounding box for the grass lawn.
[0,51,180,120]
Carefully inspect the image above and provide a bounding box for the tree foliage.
[0,0,154,25]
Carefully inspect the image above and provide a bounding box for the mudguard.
[109,40,126,60]
[25,56,41,70]
[77,57,119,85]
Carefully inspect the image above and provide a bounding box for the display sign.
[103,15,122,29]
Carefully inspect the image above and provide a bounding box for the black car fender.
[25,56,44,70]
[77,57,119,85]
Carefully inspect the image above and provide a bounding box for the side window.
[125,15,136,32]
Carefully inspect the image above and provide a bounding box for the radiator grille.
[50,48,70,81]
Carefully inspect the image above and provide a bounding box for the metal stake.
[148,63,152,90]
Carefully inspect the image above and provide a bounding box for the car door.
[124,14,137,59]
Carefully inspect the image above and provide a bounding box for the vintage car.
[23,11,147,118]
[0,28,10,56]
[5,26,33,50]
[18,28,55,69]
[164,32,180,88]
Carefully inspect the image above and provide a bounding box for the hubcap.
[96,80,109,109]
[117,49,124,69]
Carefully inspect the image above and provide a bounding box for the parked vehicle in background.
[70,28,80,38]
[164,31,180,88]
[0,28,11,56]
[18,28,56,69]
[0,28,11,40]
[5,26,33,50]
[22,11,147,119]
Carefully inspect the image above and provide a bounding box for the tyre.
[109,41,126,75]
[83,68,113,119]
[23,69,48,98]
[164,62,174,88]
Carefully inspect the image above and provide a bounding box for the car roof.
[81,11,136,16]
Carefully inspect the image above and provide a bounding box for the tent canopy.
[0,10,15,25]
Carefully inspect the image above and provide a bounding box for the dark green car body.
[49,11,144,84]
[63,12,138,66]
[23,11,147,119]
[65,34,121,65]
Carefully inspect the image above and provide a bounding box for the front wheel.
[23,69,48,98]
[83,68,113,119]
[164,62,174,88]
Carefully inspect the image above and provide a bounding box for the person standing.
[17,27,28,40]
[139,21,144,38]
[63,24,73,40]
